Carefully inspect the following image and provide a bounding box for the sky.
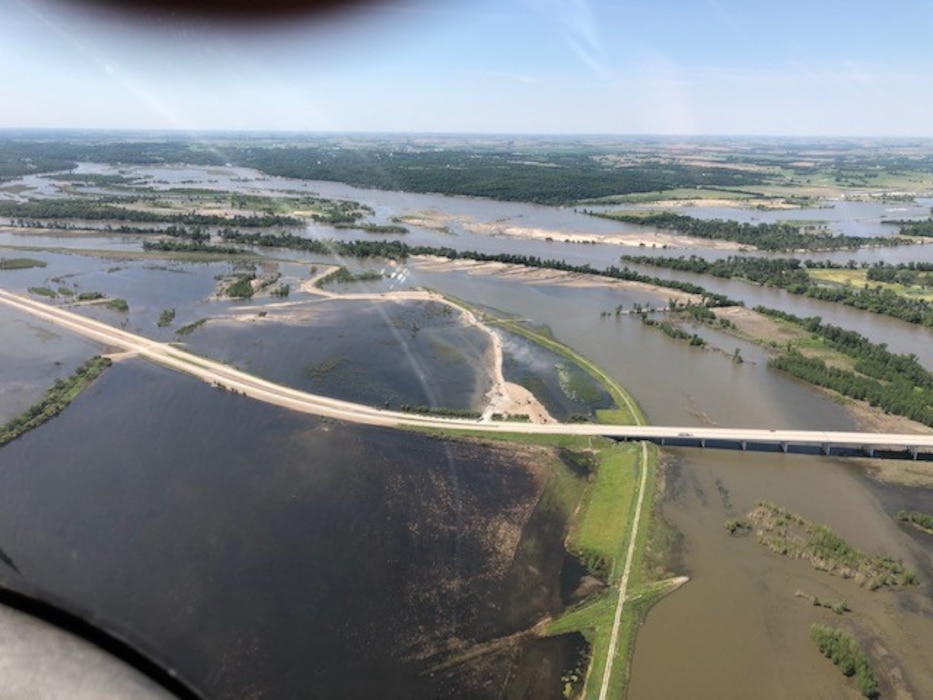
[3,0,933,136]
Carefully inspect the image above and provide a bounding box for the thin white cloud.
[524,0,611,79]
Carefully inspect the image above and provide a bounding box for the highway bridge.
[2,289,931,461]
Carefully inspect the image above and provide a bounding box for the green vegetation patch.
[334,222,409,234]
[226,275,255,299]
[809,267,933,301]
[810,624,879,699]
[757,307,933,426]
[567,443,638,578]
[27,286,57,298]
[106,297,129,312]
[0,356,112,446]
[640,316,706,347]
[488,316,646,426]
[545,443,668,700]
[622,255,933,327]
[896,510,933,534]
[157,308,176,327]
[398,404,482,420]
[598,211,903,251]
[314,265,383,288]
[0,257,47,270]
[176,318,208,336]
[747,503,918,589]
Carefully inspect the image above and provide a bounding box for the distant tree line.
[0,199,302,227]
[622,255,933,326]
[216,230,743,306]
[2,136,768,205]
[598,212,906,251]
[865,261,933,286]
[883,217,933,237]
[142,240,249,255]
[234,147,767,205]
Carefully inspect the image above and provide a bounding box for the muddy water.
[628,451,933,700]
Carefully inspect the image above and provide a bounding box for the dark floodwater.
[0,305,100,423]
[497,329,613,420]
[0,361,579,699]
[183,298,492,412]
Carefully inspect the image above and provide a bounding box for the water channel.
[0,165,931,697]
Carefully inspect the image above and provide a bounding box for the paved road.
[2,289,932,454]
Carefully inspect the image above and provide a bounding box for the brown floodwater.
[628,450,933,700]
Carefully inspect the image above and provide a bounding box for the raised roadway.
[2,289,932,459]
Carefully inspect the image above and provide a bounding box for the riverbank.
[688,305,933,485]
[401,210,746,250]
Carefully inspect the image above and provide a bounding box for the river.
[0,164,931,698]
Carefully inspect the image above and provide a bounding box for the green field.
[809,268,933,301]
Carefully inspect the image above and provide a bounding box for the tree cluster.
[625,255,933,326]
[809,625,879,699]
[600,212,901,251]
[758,307,933,426]
[236,147,766,205]
[0,199,302,227]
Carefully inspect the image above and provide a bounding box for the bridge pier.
[740,440,747,451]
[822,443,831,456]
[700,438,706,448]
[910,446,919,461]
[863,446,875,458]
[780,442,789,453]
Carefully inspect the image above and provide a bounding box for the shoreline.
[401,210,747,250]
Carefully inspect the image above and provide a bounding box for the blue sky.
[3,0,933,135]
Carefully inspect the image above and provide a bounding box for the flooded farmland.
[0,162,931,698]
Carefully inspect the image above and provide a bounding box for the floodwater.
[183,299,493,412]
[4,162,932,366]
[627,450,933,700]
[1,164,932,698]
[0,305,100,423]
[401,262,933,698]
[0,360,582,699]
[497,329,613,421]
